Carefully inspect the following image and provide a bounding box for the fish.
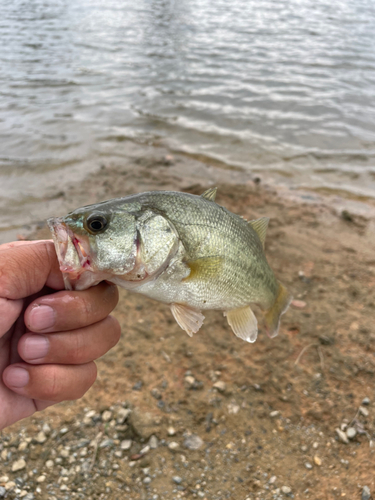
[47,188,292,343]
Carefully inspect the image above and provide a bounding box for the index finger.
[0,240,64,300]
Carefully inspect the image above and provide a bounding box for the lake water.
[1,0,375,240]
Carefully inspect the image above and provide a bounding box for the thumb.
[0,240,64,300]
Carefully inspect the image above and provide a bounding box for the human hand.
[0,240,120,430]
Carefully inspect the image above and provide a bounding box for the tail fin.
[264,282,292,338]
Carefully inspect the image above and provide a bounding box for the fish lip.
[47,218,91,273]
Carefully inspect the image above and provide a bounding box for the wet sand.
[1,150,375,499]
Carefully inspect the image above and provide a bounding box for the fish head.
[48,199,179,290]
[48,203,138,290]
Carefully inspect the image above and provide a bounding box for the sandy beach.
[1,147,374,500]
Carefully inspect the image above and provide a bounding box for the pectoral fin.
[170,303,205,337]
[224,306,258,343]
[183,256,223,282]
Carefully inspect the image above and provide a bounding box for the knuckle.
[43,369,61,401]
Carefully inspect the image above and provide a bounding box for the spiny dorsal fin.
[201,187,217,202]
[249,217,269,248]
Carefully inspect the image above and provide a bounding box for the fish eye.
[85,214,108,234]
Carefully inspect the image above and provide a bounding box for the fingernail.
[5,367,29,388]
[23,335,49,360]
[29,305,56,331]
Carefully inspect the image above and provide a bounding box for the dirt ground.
[1,149,375,500]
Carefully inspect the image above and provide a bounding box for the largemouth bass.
[48,188,292,343]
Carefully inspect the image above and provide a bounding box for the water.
[1,0,375,240]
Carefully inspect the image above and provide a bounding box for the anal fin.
[224,306,258,343]
[170,303,205,337]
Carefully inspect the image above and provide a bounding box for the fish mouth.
[47,217,92,289]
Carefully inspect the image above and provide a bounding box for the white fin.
[170,303,205,337]
[201,187,217,201]
[224,306,258,343]
[248,217,269,248]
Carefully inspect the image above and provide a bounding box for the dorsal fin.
[201,187,217,202]
[248,217,269,248]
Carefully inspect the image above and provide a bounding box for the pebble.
[185,375,196,387]
[213,381,226,393]
[281,486,292,494]
[151,388,162,400]
[116,408,131,424]
[270,410,280,418]
[362,397,370,406]
[362,486,372,500]
[120,440,132,450]
[167,426,176,436]
[22,495,34,500]
[269,476,277,484]
[346,427,357,439]
[99,439,114,449]
[0,477,9,483]
[140,445,150,455]
[42,423,51,435]
[36,475,46,483]
[18,441,28,452]
[12,459,26,472]
[335,428,349,444]
[312,441,319,449]
[172,476,183,484]
[143,477,152,484]
[183,434,203,450]
[149,435,158,449]
[60,427,68,434]
[304,462,313,470]
[60,449,69,458]
[101,410,113,422]
[291,299,307,308]
[168,441,180,451]
[0,487,5,498]
[313,455,322,466]
[5,481,16,491]
[359,406,369,417]
[35,431,47,444]
[46,460,54,469]
[19,491,29,498]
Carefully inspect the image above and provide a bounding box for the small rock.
[305,462,313,470]
[312,442,319,449]
[173,476,183,484]
[116,408,131,424]
[46,460,54,469]
[19,491,29,498]
[18,441,28,452]
[313,455,322,466]
[0,476,9,483]
[132,380,143,391]
[346,427,357,439]
[140,445,150,455]
[281,486,292,494]
[362,397,370,406]
[362,486,372,500]
[168,441,180,451]
[23,494,35,500]
[149,435,158,449]
[213,381,226,392]
[0,487,6,498]
[101,410,112,422]
[5,481,16,491]
[12,459,26,472]
[269,476,277,484]
[359,406,369,417]
[35,431,47,444]
[151,388,162,400]
[120,440,132,450]
[36,475,46,483]
[60,449,69,458]
[143,477,152,484]
[183,434,203,450]
[301,445,308,452]
[85,410,96,418]
[114,450,123,458]
[291,300,306,308]
[60,427,68,434]
[336,428,349,444]
[270,410,280,418]
[167,426,176,436]
[185,375,196,387]
[99,439,114,449]
[42,423,51,435]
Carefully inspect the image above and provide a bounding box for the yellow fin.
[248,217,269,248]
[201,187,217,201]
[183,256,223,282]
[224,306,258,343]
[264,282,292,338]
[170,303,205,336]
